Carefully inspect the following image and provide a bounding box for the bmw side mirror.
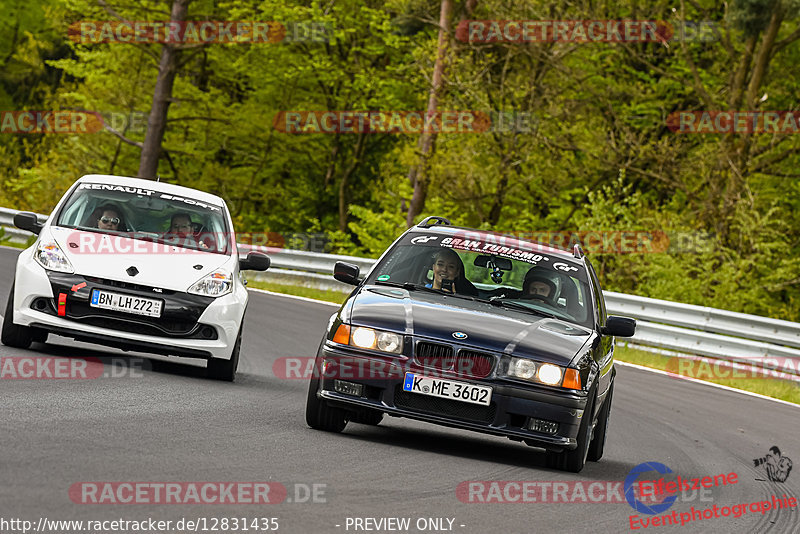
[333,261,360,285]
[14,212,43,235]
[240,251,270,271]
[602,316,636,337]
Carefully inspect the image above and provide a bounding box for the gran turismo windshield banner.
[401,232,587,280]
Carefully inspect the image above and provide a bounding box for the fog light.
[528,418,559,434]
[333,379,364,397]
[201,326,216,339]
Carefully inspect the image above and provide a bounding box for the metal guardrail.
[3,207,798,379]
[603,291,800,350]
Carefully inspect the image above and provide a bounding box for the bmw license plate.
[403,372,492,406]
[90,289,162,318]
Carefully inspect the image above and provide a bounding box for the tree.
[138,0,190,179]
[405,0,454,227]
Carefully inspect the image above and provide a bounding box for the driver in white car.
[166,212,210,249]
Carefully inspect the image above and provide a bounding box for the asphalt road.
[1,245,798,534]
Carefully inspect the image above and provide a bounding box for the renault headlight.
[331,324,403,355]
[34,241,74,273]
[188,269,233,297]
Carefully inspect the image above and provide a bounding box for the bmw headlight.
[332,324,403,355]
[537,363,563,385]
[188,269,233,297]
[507,357,582,390]
[509,358,536,379]
[34,241,74,273]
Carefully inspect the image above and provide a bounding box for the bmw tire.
[587,381,613,462]
[305,356,348,433]
[546,387,596,473]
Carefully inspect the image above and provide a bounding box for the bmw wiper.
[487,298,558,319]
[373,280,476,301]
[373,280,441,293]
[373,280,406,288]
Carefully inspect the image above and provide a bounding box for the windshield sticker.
[553,262,579,273]
[159,193,221,211]
[410,235,438,244]
[79,183,155,196]
[78,183,221,211]
[440,237,552,263]
[377,274,391,281]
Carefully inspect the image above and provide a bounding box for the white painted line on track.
[616,360,799,408]
[248,287,340,307]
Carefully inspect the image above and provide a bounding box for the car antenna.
[156,174,161,182]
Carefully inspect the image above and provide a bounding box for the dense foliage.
[1,0,798,320]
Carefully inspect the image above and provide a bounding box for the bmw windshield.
[366,232,593,328]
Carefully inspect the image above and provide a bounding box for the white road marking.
[248,287,340,307]
[616,360,799,408]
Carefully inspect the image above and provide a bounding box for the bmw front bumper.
[313,343,591,452]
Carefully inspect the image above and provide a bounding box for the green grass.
[615,344,800,405]
[245,281,800,405]
[0,240,30,249]
[245,279,348,304]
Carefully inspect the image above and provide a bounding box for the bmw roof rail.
[417,216,452,228]
[573,243,585,259]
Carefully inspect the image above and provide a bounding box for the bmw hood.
[46,227,234,291]
[347,286,593,365]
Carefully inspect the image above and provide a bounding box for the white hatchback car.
[2,174,270,381]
